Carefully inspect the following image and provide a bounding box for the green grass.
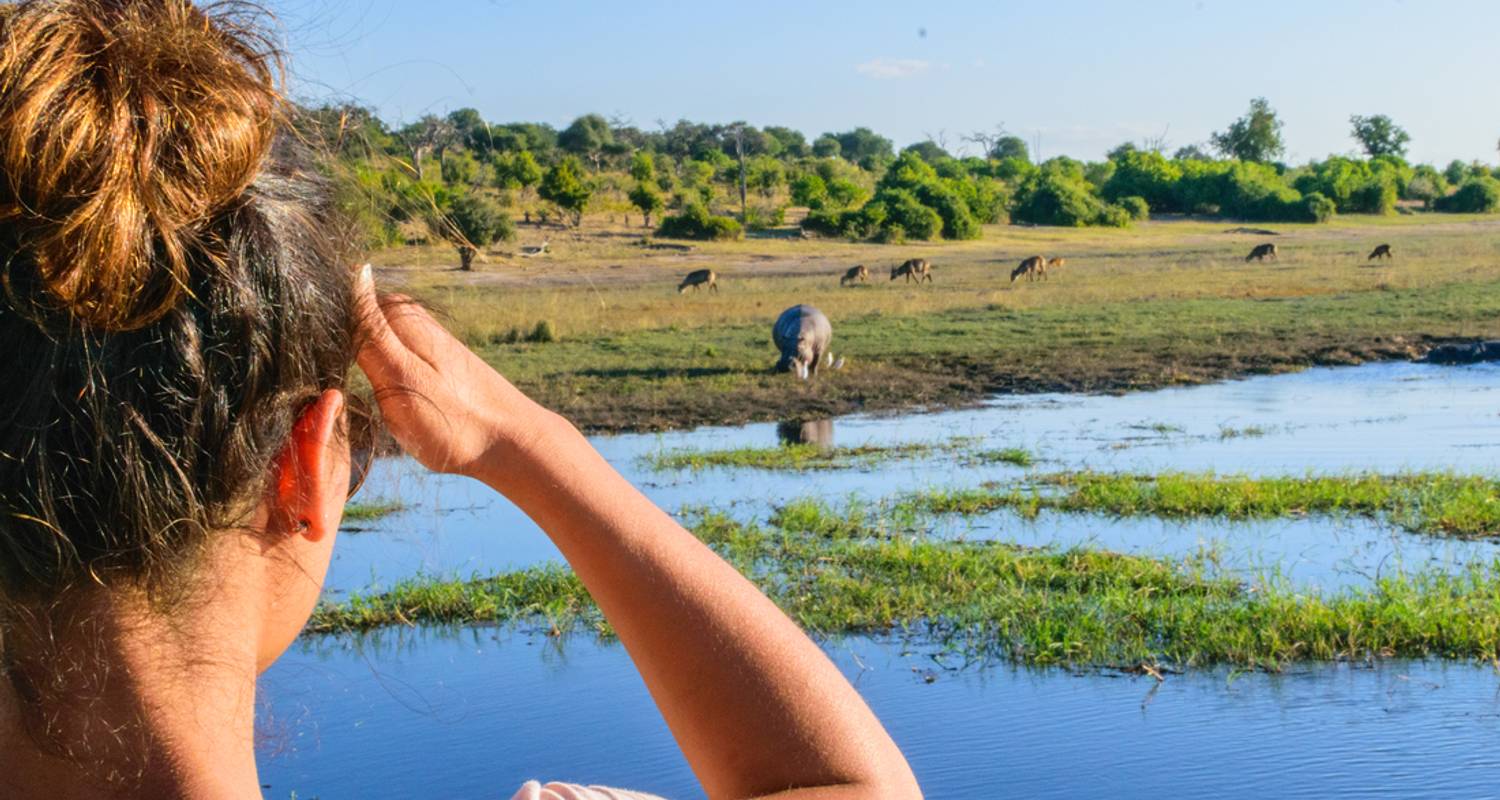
[385,215,1500,432]
[308,501,1500,671]
[342,499,407,522]
[900,472,1500,537]
[641,438,1033,472]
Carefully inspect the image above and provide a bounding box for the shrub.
[1303,191,1336,223]
[875,188,943,240]
[1103,150,1182,211]
[1435,177,1500,213]
[790,174,828,208]
[1118,195,1150,220]
[743,205,786,231]
[538,156,593,226]
[444,193,513,270]
[657,203,744,240]
[800,209,843,236]
[628,182,664,228]
[1012,164,1124,227]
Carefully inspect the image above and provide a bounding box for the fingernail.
[359,263,373,289]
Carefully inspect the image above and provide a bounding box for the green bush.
[1012,161,1126,227]
[1303,191,1336,223]
[791,174,828,207]
[743,205,786,231]
[799,208,843,236]
[1435,176,1500,213]
[874,188,943,240]
[1103,150,1182,211]
[1118,195,1150,220]
[657,203,744,240]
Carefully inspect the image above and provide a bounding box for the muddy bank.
[529,334,1438,434]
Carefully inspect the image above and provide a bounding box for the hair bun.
[0,0,281,330]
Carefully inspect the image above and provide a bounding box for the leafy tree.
[1349,114,1411,158]
[990,135,1029,162]
[1173,144,1213,161]
[902,140,950,163]
[539,156,593,226]
[825,127,894,163]
[811,135,841,158]
[494,150,543,195]
[764,126,809,158]
[629,151,655,183]
[791,174,828,208]
[1404,164,1449,208]
[1211,97,1285,162]
[441,150,482,186]
[447,107,493,156]
[1102,150,1183,211]
[559,114,615,170]
[628,182,664,228]
[443,193,513,271]
[1106,142,1138,162]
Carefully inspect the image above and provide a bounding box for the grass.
[378,213,1500,433]
[307,501,1500,671]
[342,499,407,522]
[641,438,1033,472]
[900,472,1500,537]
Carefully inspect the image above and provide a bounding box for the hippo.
[773,304,841,379]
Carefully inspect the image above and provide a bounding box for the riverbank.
[379,216,1500,433]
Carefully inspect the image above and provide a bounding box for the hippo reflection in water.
[777,418,834,450]
[773,304,844,379]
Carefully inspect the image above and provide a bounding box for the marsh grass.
[642,438,1034,472]
[309,499,1500,670]
[342,499,407,522]
[901,472,1500,537]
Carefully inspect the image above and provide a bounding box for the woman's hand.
[353,265,558,482]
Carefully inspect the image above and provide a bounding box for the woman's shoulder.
[511,780,670,800]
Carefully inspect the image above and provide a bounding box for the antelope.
[678,268,718,293]
[773,305,842,379]
[1368,244,1392,260]
[840,264,869,286]
[1011,255,1046,283]
[1047,257,1066,271]
[890,258,932,283]
[1245,243,1278,262]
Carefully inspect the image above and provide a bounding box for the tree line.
[300,98,1500,266]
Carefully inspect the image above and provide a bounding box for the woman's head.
[0,0,358,647]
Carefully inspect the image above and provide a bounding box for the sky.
[272,0,1500,165]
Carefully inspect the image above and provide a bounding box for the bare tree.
[962,124,1008,159]
[1141,125,1171,154]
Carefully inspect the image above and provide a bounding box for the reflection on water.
[259,631,1500,799]
[776,417,834,449]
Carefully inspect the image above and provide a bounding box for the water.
[261,362,1500,797]
[326,361,1500,596]
[260,631,1500,799]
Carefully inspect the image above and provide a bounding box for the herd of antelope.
[674,240,1398,380]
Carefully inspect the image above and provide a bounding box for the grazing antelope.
[890,258,932,283]
[1011,255,1046,283]
[1368,243,1392,260]
[1245,243,1278,262]
[678,268,718,293]
[773,305,842,379]
[1047,257,1066,271]
[840,264,869,286]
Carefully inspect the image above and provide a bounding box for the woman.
[0,1,921,798]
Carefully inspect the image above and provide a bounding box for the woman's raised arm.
[354,268,921,800]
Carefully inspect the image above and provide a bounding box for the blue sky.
[274,0,1500,165]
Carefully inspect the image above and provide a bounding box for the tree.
[447,108,491,156]
[397,115,454,181]
[1349,114,1410,158]
[629,151,655,183]
[494,150,543,197]
[1173,144,1213,161]
[824,127,894,163]
[990,136,1029,162]
[443,193,512,271]
[559,114,615,171]
[1211,97,1285,162]
[902,140,950,163]
[628,182,664,228]
[763,126,809,158]
[811,135,841,158]
[539,156,593,226]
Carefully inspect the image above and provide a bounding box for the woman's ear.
[272,389,347,542]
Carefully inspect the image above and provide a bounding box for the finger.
[354,265,427,386]
[378,294,471,371]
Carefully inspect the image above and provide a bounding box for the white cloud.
[855,58,931,79]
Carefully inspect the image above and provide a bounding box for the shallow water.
[259,631,1500,799]
[327,362,1500,596]
[261,362,1500,798]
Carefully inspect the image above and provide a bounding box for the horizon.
[272,0,1500,167]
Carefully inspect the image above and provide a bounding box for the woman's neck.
[0,579,266,798]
